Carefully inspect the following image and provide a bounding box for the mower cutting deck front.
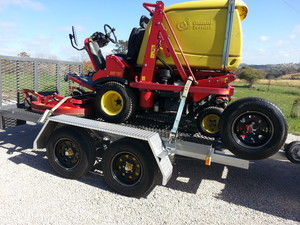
[23,89,96,117]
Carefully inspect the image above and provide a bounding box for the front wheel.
[102,138,157,197]
[219,97,288,160]
[95,82,136,123]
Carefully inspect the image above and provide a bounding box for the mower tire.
[95,82,136,123]
[196,106,223,137]
[219,97,288,160]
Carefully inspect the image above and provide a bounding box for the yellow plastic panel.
[136,0,248,71]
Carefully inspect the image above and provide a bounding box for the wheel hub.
[202,114,220,134]
[55,139,79,169]
[233,112,273,148]
[65,148,74,156]
[101,91,124,116]
[292,148,300,158]
[124,162,133,171]
[112,152,142,186]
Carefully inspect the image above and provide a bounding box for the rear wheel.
[219,97,288,160]
[102,138,157,197]
[196,106,223,137]
[95,82,136,123]
[46,127,96,179]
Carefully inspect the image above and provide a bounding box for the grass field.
[233,80,300,135]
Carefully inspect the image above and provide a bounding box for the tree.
[83,61,95,74]
[18,52,30,58]
[112,40,128,54]
[238,67,264,88]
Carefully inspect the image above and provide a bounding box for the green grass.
[232,81,300,135]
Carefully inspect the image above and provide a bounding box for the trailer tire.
[47,126,96,179]
[196,106,223,137]
[219,97,288,160]
[102,138,157,197]
[284,141,300,164]
[95,82,136,123]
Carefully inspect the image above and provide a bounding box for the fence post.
[0,59,2,107]
[80,63,83,74]
[16,61,20,104]
[34,60,38,91]
[56,63,61,93]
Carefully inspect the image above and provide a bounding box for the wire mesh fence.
[0,55,82,106]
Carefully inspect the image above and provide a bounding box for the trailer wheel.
[219,97,288,160]
[47,127,96,179]
[95,82,136,123]
[285,141,300,164]
[196,106,223,137]
[102,139,157,197]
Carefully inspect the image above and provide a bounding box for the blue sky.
[0,0,300,65]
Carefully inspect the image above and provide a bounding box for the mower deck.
[23,89,96,117]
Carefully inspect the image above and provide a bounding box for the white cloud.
[260,36,270,42]
[0,22,16,28]
[258,48,267,54]
[277,40,290,45]
[0,0,45,11]
[289,34,296,39]
[293,24,300,33]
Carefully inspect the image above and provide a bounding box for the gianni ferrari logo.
[177,18,212,31]
[177,18,191,31]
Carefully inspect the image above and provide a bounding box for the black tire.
[196,106,223,137]
[285,141,300,164]
[95,82,136,123]
[219,97,288,160]
[46,126,96,179]
[102,138,157,197]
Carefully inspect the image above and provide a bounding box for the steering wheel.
[104,24,117,44]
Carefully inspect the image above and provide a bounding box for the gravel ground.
[0,123,299,225]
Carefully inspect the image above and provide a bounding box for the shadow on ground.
[0,124,299,222]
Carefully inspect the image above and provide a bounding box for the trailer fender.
[34,115,173,185]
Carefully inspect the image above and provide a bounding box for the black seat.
[119,16,150,66]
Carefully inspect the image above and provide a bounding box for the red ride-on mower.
[66,2,239,135]
[29,0,288,160]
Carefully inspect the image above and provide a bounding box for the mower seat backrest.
[124,16,150,65]
[89,41,106,70]
[125,28,145,65]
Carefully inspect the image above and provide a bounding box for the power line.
[280,0,300,15]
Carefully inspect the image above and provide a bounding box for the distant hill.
[239,63,300,79]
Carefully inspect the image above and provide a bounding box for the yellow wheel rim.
[101,91,124,116]
[201,114,220,134]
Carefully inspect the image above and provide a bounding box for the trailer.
[1,94,298,197]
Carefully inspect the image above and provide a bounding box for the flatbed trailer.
[1,102,298,197]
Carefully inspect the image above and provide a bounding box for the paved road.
[0,124,299,225]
